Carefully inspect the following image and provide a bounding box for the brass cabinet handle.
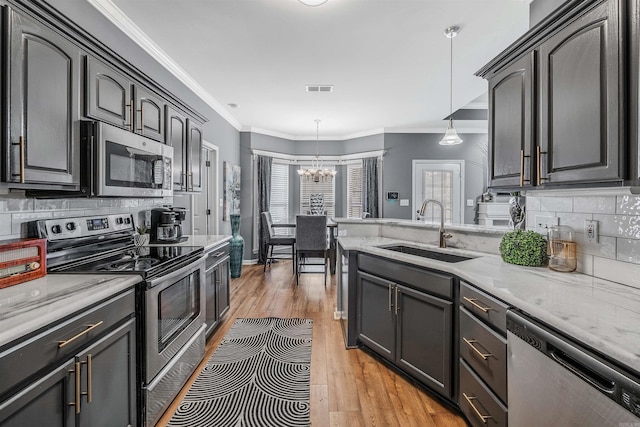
[394,286,399,315]
[537,145,549,185]
[69,361,81,414]
[188,171,194,191]
[81,354,93,403]
[125,103,133,132]
[463,337,493,360]
[182,172,188,189]
[520,149,531,187]
[463,297,493,313]
[137,107,144,134]
[10,136,25,183]
[58,321,104,348]
[388,284,393,312]
[462,392,493,424]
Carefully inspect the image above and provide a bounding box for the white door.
[412,160,464,224]
[192,143,219,235]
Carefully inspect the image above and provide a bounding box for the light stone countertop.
[333,217,510,235]
[338,236,640,375]
[0,274,141,348]
[149,235,231,252]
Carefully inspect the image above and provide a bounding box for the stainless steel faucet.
[418,199,453,248]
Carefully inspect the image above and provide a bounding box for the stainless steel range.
[28,213,206,427]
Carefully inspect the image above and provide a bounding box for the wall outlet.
[466,199,474,207]
[400,199,409,207]
[535,215,559,234]
[338,229,347,237]
[585,219,599,243]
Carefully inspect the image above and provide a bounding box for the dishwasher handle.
[548,344,616,394]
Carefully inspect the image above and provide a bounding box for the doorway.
[192,142,219,235]
[412,160,464,224]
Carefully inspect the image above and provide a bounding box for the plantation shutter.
[347,162,363,218]
[300,169,335,218]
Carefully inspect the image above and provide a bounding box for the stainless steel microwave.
[84,121,173,198]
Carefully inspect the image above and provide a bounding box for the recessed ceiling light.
[227,103,238,108]
[306,85,334,92]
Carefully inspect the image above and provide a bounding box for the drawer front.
[206,243,230,269]
[459,359,508,427]
[460,281,508,333]
[460,307,507,403]
[358,253,453,299]
[0,289,135,398]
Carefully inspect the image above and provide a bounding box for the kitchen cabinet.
[356,254,454,400]
[538,0,623,185]
[7,7,81,189]
[204,242,231,338]
[86,57,165,142]
[459,281,509,427]
[0,289,137,427]
[478,0,624,190]
[166,107,203,192]
[487,52,535,189]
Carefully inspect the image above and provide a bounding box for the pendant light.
[298,0,327,6]
[439,26,463,146]
[297,120,337,182]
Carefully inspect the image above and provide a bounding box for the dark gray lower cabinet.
[356,270,454,399]
[205,243,231,338]
[0,291,136,427]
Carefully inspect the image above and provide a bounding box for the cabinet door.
[356,271,395,362]
[0,359,76,427]
[8,9,81,187]
[216,258,231,320]
[85,56,132,130]
[538,0,622,185]
[166,106,187,191]
[187,119,203,192]
[77,319,136,427]
[134,86,165,142]
[396,285,453,399]
[488,52,535,189]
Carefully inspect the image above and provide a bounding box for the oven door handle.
[148,255,206,289]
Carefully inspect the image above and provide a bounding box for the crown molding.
[89,0,242,131]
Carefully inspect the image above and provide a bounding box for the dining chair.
[295,215,328,286]
[261,211,296,273]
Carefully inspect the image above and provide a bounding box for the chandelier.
[297,119,337,182]
[439,26,463,146]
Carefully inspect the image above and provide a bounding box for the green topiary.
[499,230,548,267]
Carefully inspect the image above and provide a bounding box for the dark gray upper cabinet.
[7,8,81,188]
[488,52,535,189]
[188,120,203,192]
[166,105,188,190]
[538,0,623,185]
[86,57,165,143]
[85,56,132,130]
[134,86,165,142]
[627,0,640,184]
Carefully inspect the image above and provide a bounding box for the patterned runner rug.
[168,317,313,427]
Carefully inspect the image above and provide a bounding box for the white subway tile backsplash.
[593,257,640,290]
[592,214,629,238]
[11,212,53,235]
[616,239,640,263]
[576,253,594,276]
[573,196,616,214]
[616,195,640,215]
[0,198,33,212]
[0,214,12,236]
[34,199,70,211]
[557,212,593,230]
[575,234,616,259]
[539,197,573,213]
[525,196,541,211]
[69,199,99,209]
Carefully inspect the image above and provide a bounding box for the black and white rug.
[168,317,313,427]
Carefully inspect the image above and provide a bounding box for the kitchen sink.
[379,245,473,263]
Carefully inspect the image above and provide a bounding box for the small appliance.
[0,238,47,288]
[150,207,188,243]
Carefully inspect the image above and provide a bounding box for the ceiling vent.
[306,85,334,92]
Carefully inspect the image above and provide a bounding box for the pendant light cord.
[449,33,453,124]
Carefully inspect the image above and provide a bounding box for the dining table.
[272,216,338,274]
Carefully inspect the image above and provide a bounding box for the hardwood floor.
[156,261,467,427]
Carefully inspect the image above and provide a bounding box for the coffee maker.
[150,207,188,243]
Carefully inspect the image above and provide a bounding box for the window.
[300,168,335,218]
[269,162,289,234]
[347,162,363,218]
[421,170,453,223]
[412,160,463,225]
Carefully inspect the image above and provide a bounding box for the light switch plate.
[466,199,474,207]
[400,199,409,206]
[535,215,559,234]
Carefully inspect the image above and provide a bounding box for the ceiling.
[97,0,531,139]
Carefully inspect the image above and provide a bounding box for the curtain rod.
[251,149,386,162]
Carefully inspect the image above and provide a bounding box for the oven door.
[144,256,205,382]
[93,121,173,198]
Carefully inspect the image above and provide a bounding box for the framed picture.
[223,162,241,220]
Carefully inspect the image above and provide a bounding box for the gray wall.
[529,0,566,27]
[47,0,241,235]
[382,133,488,223]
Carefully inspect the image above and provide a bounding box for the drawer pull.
[463,297,493,313]
[463,337,493,360]
[394,285,399,315]
[212,251,226,257]
[463,392,493,424]
[388,284,393,312]
[58,321,104,348]
[69,361,81,414]
[81,354,93,403]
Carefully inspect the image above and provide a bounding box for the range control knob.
[66,222,76,231]
[51,225,62,234]
[124,217,131,224]
[116,217,123,225]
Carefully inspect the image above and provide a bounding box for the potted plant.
[499,230,547,267]
[134,225,150,246]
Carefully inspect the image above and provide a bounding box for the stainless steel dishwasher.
[507,310,640,426]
